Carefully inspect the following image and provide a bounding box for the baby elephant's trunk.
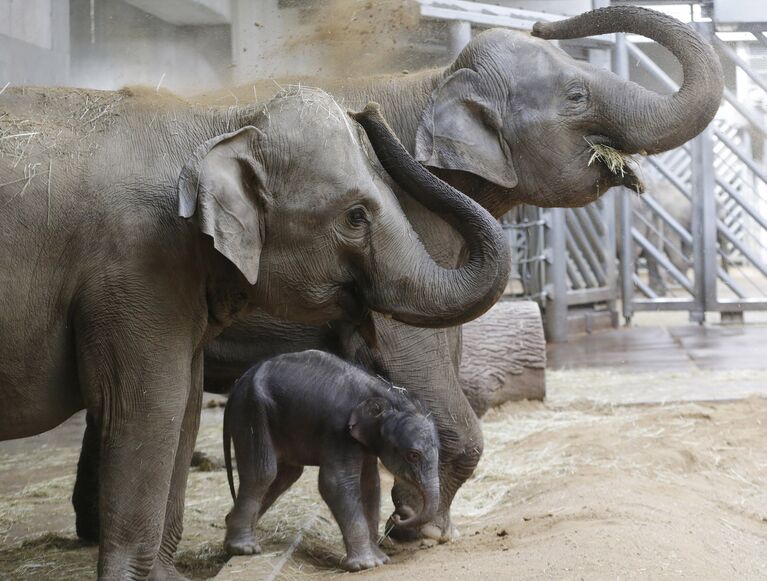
[393,478,440,529]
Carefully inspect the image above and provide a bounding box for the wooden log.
[459,300,546,417]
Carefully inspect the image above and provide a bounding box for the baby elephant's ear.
[178,126,268,285]
[348,397,391,449]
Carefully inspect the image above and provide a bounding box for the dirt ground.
[1,367,766,580]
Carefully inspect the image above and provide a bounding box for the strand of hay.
[586,139,634,177]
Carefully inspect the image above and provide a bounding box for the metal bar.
[615,32,635,323]
[722,88,767,140]
[566,210,607,285]
[419,0,563,22]
[544,208,568,342]
[632,273,658,299]
[712,298,767,311]
[626,41,677,92]
[690,129,717,320]
[631,298,698,311]
[632,208,693,268]
[601,191,619,314]
[565,227,600,288]
[645,153,692,200]
[566,256,584,290]
[585,202,607,237]
[639,194,693,245]
[716,266,747,299]
[715,174,767,234]
[714,127,767,191]
[753,31,767,51]
[712,35,767,96]
[632,227,695,293]
[575,206,608,263]
[566,287,614,306]
[717,219,767,280]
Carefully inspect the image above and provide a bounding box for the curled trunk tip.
[351,103,511,328]
[532,5,724,154]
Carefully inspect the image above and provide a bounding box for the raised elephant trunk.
[533,6,724,155]
[351,103,510,329]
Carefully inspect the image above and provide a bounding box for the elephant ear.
[348,397,391,449]
[415,68,518,189]
[178,126,267,285]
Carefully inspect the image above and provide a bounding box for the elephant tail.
[223,398,237,503]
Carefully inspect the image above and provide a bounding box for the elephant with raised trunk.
[0,85,508,580]
[73,6,724,546]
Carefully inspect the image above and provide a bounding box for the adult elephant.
[0,86,509,580]
[74,6,724,544]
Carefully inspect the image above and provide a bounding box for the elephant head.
[349,396,440,529]
[178,87,509,330]
[414,5,724,208]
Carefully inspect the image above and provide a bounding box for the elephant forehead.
[267,86,360,146]
[384,413,436,447]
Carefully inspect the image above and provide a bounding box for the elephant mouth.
[585,135,645,194]
[336,283,379,349]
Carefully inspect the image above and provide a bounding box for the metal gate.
[616,26,767,324]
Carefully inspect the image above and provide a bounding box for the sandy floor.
[2,369,766,580]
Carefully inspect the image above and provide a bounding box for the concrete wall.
[0,0,69,86]
[69,0,231,93]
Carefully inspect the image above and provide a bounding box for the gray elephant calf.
[223,349,439,571]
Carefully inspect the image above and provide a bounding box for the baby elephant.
[223,349,440,571]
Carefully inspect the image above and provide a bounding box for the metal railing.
[617,24,767,323]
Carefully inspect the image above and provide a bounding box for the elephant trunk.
[351,103,510,329]
[533,6,723,155]
[393,478,440,529]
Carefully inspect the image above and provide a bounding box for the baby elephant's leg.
[224,414,277,556]
[258,464,304,519]
[319,460,387,571]
[361,456,388,562]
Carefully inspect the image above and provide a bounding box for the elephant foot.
[342,550,389,571]
[224,531,261,556]
[147,561,191,581]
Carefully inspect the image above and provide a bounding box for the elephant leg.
[148,353,204,581]
[73,410,101,543]
[318,461,385,571]
[360,455,387,561]
[257,463,304,519]
[341,318,481,543]
[86,354,192,579]
[224,407,277,556]
[73,297,200,580]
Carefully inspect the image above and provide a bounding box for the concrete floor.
[549,323,767,372]
[546,321,767,404]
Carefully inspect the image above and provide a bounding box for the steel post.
[544,208,568,342]
[614,32,634,324]
[691,126,717,322]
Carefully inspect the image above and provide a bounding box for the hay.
[586,139,633,177]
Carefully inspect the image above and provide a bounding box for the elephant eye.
[406,450,421,463]
[346,206,369,228]
[567,91,586,103]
